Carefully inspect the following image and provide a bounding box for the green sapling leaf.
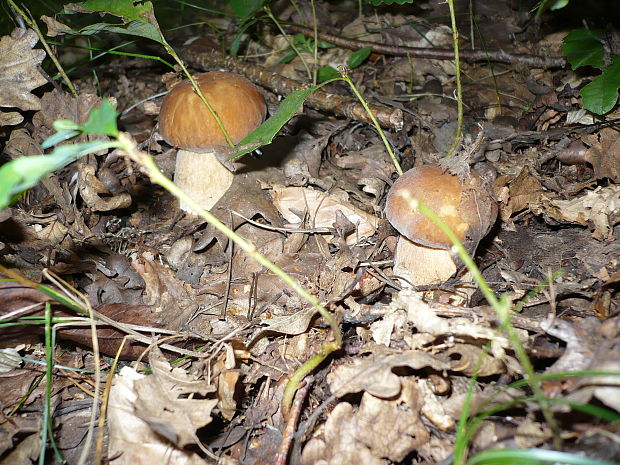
[317,66,340,82]
[580,55,620,115]
[562,29,604,69]
[229,87,318,160]
[348,46,373,69]
[78,99,119,137]
[0,140,118,210]
[231,0,264,18]
[64,0,163,44]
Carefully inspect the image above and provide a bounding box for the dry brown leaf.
[132,347,218,448]
[270,185,378,245]
[443,343,507,376]
[251,306,318,344]
[108,366,209,465]
[78,164,132,211]
[541,186,620,240]
[40,16,73,37]
[503,167,545,220]
[301,382,428,465]
[0,29,47,119]
[395,290,521,357]
[582,129,620,182]
[327,346,448,398]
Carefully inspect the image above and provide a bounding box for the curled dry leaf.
[40,16,73,37]
[395,289,523,367]
[0,28,47,124]
[443,343,508,377]
[78,164,132,211]
[535,185,620,240]
[270,185,378,245]
[302,381,429,465]
[327,347,448,398]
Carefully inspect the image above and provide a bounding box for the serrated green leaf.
[230,0,264,18]
[348,46,372,69]
[580,55,620,114]
[317,66,340,82]
[64,0,153,23]
[79,99,119,137]
[77,20,162,44]
[64,0,163,43]
[562,29,604,69]
[0,140,118,210]
[229,87,319,161]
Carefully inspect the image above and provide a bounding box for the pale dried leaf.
[40,16,73,37]
[0,29,47,112]
[108,366,208,465]
[270,185,378,245]
[132,348,218,448]
[0,111,23,126]
[302,385,428,465]
[538,186,620,240]
[78,164,132,211]
[327,346,448,398]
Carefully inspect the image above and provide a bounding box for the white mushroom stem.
[174,150,234,214]
[393,236,456,286]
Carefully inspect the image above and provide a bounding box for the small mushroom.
[159,71,266,213]
[385,165,497,286]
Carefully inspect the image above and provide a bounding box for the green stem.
[445,0,463,158]
[117,133,342,415]
[264,5,313,83]
[7,0,78,97]
[310,0,319,85]
[412,197,562,451]
[340,75,403,175]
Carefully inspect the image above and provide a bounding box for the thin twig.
[287,24,567,69]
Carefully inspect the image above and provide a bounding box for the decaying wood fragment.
[180,42,405,131]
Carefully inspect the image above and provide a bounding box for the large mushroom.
[159,71,266,213]
[385,165,497,286]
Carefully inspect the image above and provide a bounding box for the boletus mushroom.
[159,71,266,213]
[385,165,497,286]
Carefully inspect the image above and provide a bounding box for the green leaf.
[580,55,620,114]
[230,0,264,18]
[535,0,570,17]
[317,66,340,82]
[64,0,153,22]
[76,20,162,43]
[0,140,118,210]
[78,99,119,137]
[41,129,80,150]
[348,46,373,69]
[229,87,319,161]
[562,29,604,69]
[64,0,163,44]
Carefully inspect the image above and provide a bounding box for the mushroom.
[384,164,497,286]
[159,71,266,213]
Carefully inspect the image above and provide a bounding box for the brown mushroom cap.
[385,165,497,249]
[159,71,266,151]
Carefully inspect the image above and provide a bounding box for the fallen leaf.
[0,29,47,119]
[270,185,378,245]
[108,365,209,465]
